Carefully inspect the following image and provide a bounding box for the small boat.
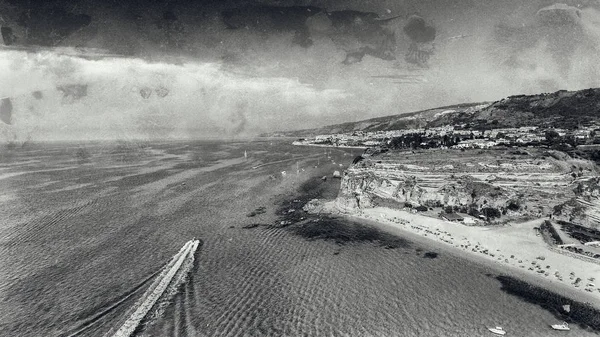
[488,326,506,335]
[551,322,570,331]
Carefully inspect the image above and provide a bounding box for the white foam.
[109,239,199,337]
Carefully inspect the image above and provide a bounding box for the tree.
[507,200,520,211]
[482,207,501,220]
[565,135,577,147]
[415,205,428,212]
[545,130,560,144]
[553,204,564,215]
[442,134,450,146]
[467,205,480,217]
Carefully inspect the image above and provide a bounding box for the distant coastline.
[292,141,367,150]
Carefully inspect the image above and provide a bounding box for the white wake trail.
[108,239,200,337]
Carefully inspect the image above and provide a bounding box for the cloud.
[2,0,600,143]
[0,50,349,141]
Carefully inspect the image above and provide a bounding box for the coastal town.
[292,119,600,303]
[293,124,600,150]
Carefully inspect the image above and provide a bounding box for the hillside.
[270,88,600,137]
[268,102,490,137]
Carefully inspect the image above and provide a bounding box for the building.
[441,213,464,222]
[454,139,497,149]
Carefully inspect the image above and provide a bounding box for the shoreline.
[323,202,600,310]
[291,142,368,150]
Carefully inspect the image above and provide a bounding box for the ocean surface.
[0,140,597,337]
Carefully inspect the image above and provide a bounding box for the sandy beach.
[325,202,600,308]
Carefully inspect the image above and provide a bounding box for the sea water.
[0,140,596,337]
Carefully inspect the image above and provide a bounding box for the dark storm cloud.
[2,0,403,64]
[326,10,381,27]
[401,14,436,67]
[221,5,322,31]
[0,97,12,125]
[221,5,322,48]
[1,0,600,141]
[16,7,91,46]
[1,26,17,45]
[219,4,400,61]
[403,14,436,43]
[321,9,400,63]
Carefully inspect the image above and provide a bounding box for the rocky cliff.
[334,147,598,224]
[337,169,513,214]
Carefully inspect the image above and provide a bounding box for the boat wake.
[104,239,201,337]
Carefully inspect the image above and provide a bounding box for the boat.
[551,322,570,331]
[488,326,506,335]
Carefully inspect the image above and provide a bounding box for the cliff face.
[337,169,511,213]
[334,148,597,223]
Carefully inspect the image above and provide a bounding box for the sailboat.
[551,322,570,331]
[487,326,506,335]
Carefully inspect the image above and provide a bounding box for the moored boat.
[488,326,506,335]
[551,322,570,331]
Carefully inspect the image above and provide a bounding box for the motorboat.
[551,322,570,331]
[488,326,506,335]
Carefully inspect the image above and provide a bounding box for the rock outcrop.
[335,148,596,224]
[337,169,511,213]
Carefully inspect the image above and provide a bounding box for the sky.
[1,0,600,141]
